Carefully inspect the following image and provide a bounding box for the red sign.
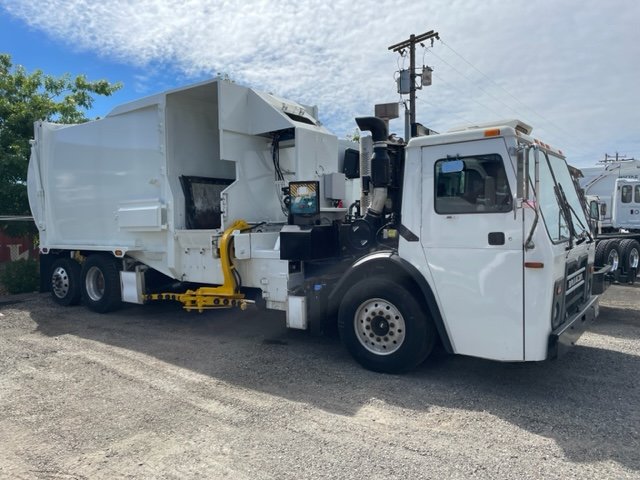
[0,231,38,263]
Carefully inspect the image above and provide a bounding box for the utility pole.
[388,29,439,140]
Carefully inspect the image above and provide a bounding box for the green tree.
[0,53,122,235]
[346,128,360,143]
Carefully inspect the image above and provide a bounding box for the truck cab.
[612,178,640,230]
[329,119,597,372]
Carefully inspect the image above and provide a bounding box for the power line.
[388,33,575,151]
[420,97,476,128]
[441,40,551,116]
[430,71,507,120]
[388,35,600,161]
[438,39,599,150]
[427,49,592,156]
[428,48,526,120]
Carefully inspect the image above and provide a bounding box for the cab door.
[421,137,524,360]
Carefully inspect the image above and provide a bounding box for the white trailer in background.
[29,79,602,372]
[579,159,640,282]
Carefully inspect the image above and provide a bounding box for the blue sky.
[0,12,200,117]
[1,0,639,168]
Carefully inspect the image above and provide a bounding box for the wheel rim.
[354,298,406,355]
[85,266,105,301]
[608,249,619,271]
[52,266,70,299]
[628,248,639,269]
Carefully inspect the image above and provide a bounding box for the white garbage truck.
[578,158,640,282]
[28,79,603,372]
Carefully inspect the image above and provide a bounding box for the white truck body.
[28,79,600,372]
[580,159,640,230]
[29,80,349,311]
[576,160,640,281]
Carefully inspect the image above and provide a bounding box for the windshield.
[546,152,590,238]
[527,148,589,244]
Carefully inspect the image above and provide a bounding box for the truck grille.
[565,257,588,314]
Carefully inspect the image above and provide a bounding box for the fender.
[327,250,453,353]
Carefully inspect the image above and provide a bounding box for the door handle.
[488,232,505,245]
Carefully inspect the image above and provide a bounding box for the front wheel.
[81,255,122,313]
[338,277,436,373]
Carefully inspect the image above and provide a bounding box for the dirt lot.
[0,284,639,479]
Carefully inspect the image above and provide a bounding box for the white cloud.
[2,0,639,166]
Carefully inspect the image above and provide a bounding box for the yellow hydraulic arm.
[146,219,250,312]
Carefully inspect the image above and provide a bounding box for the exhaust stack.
[355,117,390,221]
[359,133,373,210]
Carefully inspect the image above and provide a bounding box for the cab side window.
[635,185,640,203]
[589,200,599,220]
[621,185,632,204]
[435,154,512,214]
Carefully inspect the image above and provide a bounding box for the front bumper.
[548,294,599,359]
[592,264,612,295]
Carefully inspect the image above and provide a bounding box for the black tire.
[50,257,82,306]
[594,240,609,268]
[80,254,122,313]
[338,277,436,374]
[596,240,620,272]
[620,239,640,282]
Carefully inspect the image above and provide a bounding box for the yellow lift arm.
[146,219,250,312]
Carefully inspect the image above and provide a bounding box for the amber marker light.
[484,128,501,137]
[524,262,544,268]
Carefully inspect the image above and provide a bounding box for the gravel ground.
[0,284,638,479]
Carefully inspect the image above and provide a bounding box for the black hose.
[355,117,388,143]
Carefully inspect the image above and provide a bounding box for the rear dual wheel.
[595,240,620,272]
[50,254,122,313]
[620,239,640,283]
[50,258,82,306]
[80,255,122,313]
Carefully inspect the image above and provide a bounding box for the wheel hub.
[85,266,106,302]
[608,250,619,271]
[51,267,70,299]
[371,316,390,336]
[354,298,406,355]
[629,248,639,269]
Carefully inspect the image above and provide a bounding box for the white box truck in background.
[579,159,640,282]
[28,79,602,372]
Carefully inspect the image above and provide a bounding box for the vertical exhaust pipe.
[355,117,389,220]
[359,133,373,210]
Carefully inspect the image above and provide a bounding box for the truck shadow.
[22,294,640,472]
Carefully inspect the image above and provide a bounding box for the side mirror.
[517,145,539,200]
[533,146,540,200]
[589,201,600,220]
[440,159,464,174]
[516,147,529,199]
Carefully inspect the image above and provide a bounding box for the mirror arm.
[524,145,540,250]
